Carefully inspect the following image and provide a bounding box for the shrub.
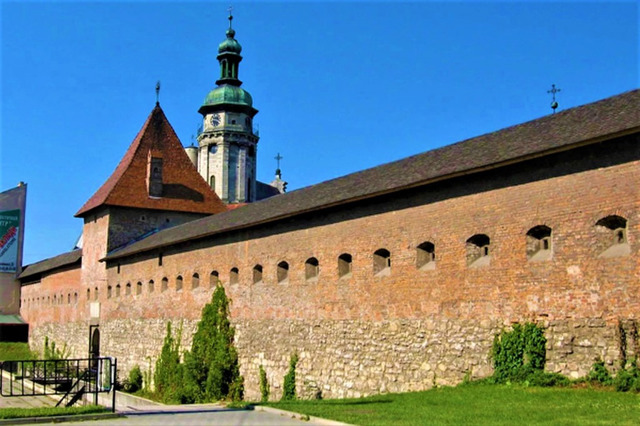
[282,352,299,401]
[228,374,245,402]
[491,323,547,383]
[143,358,153,393]
[124,365,143,393]
[43,336,69,360]
[153,322,184,403]
[182,284,244,402]
[629,360,640,392]
[526,370,570,387]
[613,358,640,392]
[587,360,612,385]
[40,337,70,379]
[614,368,635,392]
[259,365,270,402]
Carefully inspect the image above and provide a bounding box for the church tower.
[196,13,259,204]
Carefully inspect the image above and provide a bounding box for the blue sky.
[1,1,638,265]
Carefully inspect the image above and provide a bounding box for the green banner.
[0,209,20,273]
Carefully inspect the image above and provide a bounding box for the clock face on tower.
[210,114,221,127]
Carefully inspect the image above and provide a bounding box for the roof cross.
[547,84,561,113]
[228,5,233,28]
[275,152,283,170]
[155,81,161,106]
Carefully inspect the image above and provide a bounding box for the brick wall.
[107,207,207,252]
[21,265,84,327]
[22,134,640,398]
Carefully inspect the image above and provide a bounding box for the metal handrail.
[0,356,117,412]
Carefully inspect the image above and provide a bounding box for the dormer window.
[146,153,163,197]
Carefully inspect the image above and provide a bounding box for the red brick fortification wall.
[25,135,640,398]
[21,266,83,328]
[20,265,89,356]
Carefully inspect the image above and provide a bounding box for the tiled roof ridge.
[75,105,227,217]
[75,106,161,216]
[96,88,639,261]
[296,88,640,192]
[19,248,82,280]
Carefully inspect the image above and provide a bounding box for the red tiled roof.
[75,105,227,217]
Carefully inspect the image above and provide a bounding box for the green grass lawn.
[0,405,107,419]
[264,382,640,425]
[0,342,35,361]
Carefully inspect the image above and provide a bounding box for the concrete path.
[80,405,318,425]
[0,375,57,409]
[1,375,348,425]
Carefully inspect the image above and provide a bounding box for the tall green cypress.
[183,284,244,402]
[154,322,184,403]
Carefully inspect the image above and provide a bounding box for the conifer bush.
[182,284,244,402]
[153,322,184,403]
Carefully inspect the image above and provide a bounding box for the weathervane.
[155,81,161,106]
[547,84,561,113]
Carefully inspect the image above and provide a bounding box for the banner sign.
[0,209,20,273]
[0,185,27,276]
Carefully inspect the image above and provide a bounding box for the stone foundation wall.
[28,317,631,400]
[29,321,89,359]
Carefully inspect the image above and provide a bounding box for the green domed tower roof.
[218,28,242,54]
[202,85,253,108]
[199,13,257,117]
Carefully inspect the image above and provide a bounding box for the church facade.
[17,17,640,400]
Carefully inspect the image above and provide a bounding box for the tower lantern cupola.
[195,12,259,204]
[217,14,243,85]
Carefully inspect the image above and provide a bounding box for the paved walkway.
[0,375,57,409]
[1,375,346,425]
[78,405,318,425]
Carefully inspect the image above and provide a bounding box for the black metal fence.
[0,357,117,412]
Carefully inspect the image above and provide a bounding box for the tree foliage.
[182,284,244,402]
[259,365,270,402]
[123,365,143,393]
[153,322,184,403]
[491,323,546,383]
[282,352,299,401]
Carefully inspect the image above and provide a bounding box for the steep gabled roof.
[105,89,640,261]
[19,249,82,281]
[76,105,227,217]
